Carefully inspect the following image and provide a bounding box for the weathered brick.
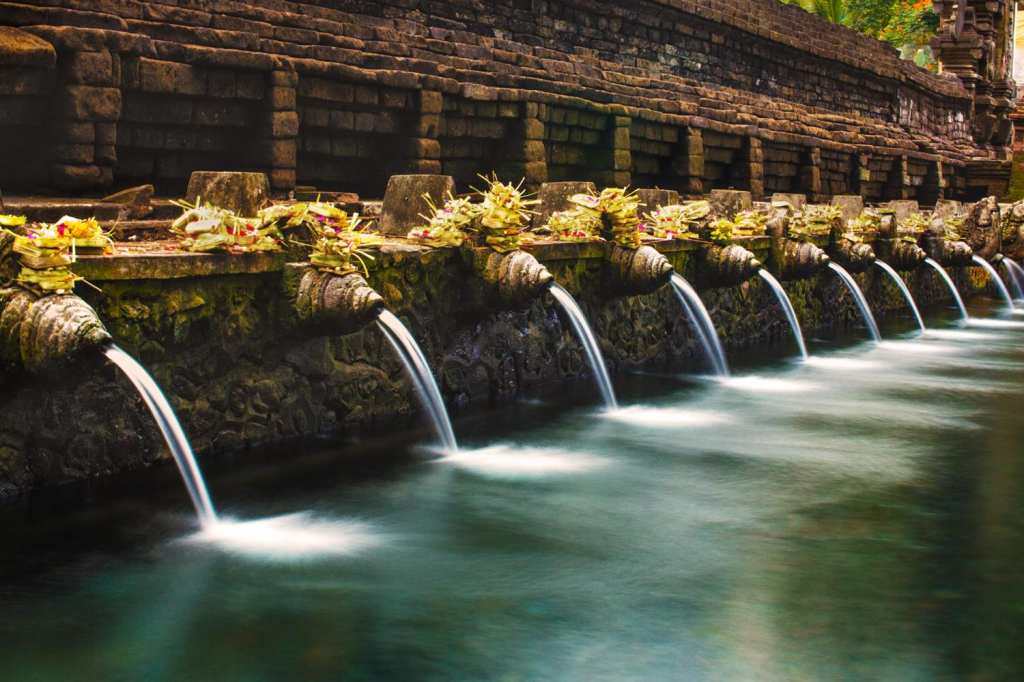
[63,85,121,122]
[63,50,114,85]
[138,58,206,96]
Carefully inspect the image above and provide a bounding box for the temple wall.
[0,239,990,497]
[0,1,1006,200]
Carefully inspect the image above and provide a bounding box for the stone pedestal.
[185,171,270,215]
[379,174,455,236]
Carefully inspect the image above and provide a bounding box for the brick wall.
[0,0,1008,200]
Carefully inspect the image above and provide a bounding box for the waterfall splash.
[548,282,618,409]
[104,344,217,526]
[873,261,925,332]
[669,273,729,376]
[971,255,1014,310]
[757,269,808,359]
[377,309,458,452]
[923,258,968,321]
[827,262,881,342]
[1002,257,1024,300]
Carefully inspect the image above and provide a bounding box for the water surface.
[1,300,1022,681]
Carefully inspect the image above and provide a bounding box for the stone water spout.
[767,215,830,280]
[872,213,927,270]
[920,217,974,267]
[0,287,111,374]
[467,247,554,308]
[286,265,386,335]
[697,244,762,288]
[828,224,876,274]
[604,244,674,296]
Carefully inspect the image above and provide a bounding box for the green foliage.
[781,0,937,65]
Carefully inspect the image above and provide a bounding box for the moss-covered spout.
[467,248,554,308]
[287,265,386,335]
[605,244,673,296]
[0,287,111,373]
[920,218,974,267]
[698,244,762,288]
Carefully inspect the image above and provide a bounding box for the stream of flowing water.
[103,344,217,526]
[827,262,881,342]
[924,257,968,320]
[757,269,808,359]
[669,273,729,376]
[1002,256,1024,300]
[971,255,1014,310]
[376,309,458,452]
[8,298,1024,680]
[548,283,618,409]
[874,260,926,332]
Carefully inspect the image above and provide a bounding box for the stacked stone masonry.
[0,0,1013,199]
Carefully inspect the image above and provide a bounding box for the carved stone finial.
[700,244,762,287]
[470,248,554,308]
[606,244,673,296]
[293,268,385,334]
[0,288,111,373]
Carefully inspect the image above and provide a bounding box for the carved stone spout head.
[0,288,112,373]
[829,237,876,273]
[292,268,386,335]
[781,240,830,279]
[470,248,554,308]
[606,244,673,296]
[699,244,762,288]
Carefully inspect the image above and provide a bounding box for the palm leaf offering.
[641,201,710,240]
[708,211,767,245]
[407,192,481,249]
[307,212,384,277]
[540,208,603,241]
[941,216,963,241]
[475,175,539,253]
[5,217,114,293]
[258,200,352,238]
[569,187,643,249]
[0,214,26,229]
[789,205,842,239]
[171,198,281,253]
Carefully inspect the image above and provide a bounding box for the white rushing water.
[757,269,808,359]
[874,260,926,332]
[827,262,881,342]
[104,344,217,526]
[923,257,968,320]
[377,309,458,452]
[669,273,729,376]
[548,282,618,409]
[1001,256,1024,300]
[972,255,1014,310]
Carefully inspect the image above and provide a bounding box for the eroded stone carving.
[0,287,110,373]
[291,267,385,335]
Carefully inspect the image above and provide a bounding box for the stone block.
[0,27,56,68]
[270,168,296,191]
[534,181,597,227]
[379,174,455,236]
[772,193,807,210]
[709,189,752,218]
[420,90,443,114]
[101,183,154,218]
[886,199,920,221]
[269,111,298,138]
[138,58,205,96]
[60,122,95,144]
[269,86,296,111]
[636,189,680,213]
[185,171,270,215]
[64,50,114,85]
[830,195,864,222]
[63,85,121,122]
[50,163,104,191]
[52,143,94,164]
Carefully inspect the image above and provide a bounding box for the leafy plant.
[407,192,481,249]
[708,211,768,245]
[306,213,384,277]
[569,187,643,249]
[541,208,603,241]
[642,201,710,240]
[172,198,282,253]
